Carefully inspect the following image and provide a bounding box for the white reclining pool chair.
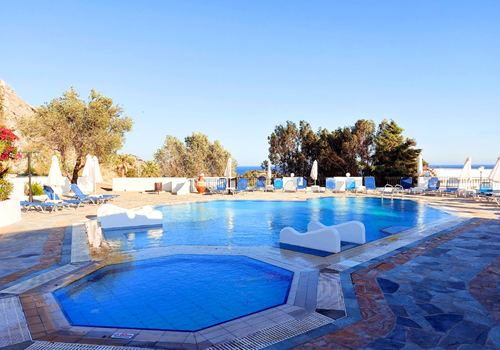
[280,220,365,254]
[283,180,297,192]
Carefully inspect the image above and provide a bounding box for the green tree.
[369,119,421,184]
[18,88,133,183]
[154,132,237,177]
[267,121,315,175]
[141,161,160,177]
[114,153,135,177]
[126,168,138,177]
[267,120,376,177]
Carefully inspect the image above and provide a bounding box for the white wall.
[434,168,492,178]
[9,176,72,199]
[112,177,188,192]
[0,199,22,227]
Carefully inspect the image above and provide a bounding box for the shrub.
[19,167,39,176]
[0,179,13,201]
[126,168,138,177]
[24,181,45,196]
[0,128,21,178]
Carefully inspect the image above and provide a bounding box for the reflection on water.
[102,198,449,252]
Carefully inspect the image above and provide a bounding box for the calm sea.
[237,165,494,175]
[429,164,494,169]
[236,166,263,175]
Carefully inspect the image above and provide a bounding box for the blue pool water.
[54,255,293,331]
[103,197,448,251]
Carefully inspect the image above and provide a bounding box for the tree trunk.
[71,157,83,184]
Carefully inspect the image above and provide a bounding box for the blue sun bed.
[70,184,108,204]
[212,178,228,195]
[233,178,248,194]
[296,177,307,191]
[439,178,459,197]
[44,186,88,208]
[423,177,440,195]
[357,176,376,194]
[273,178,283,192]
[472,182,494,201]
[401,177,412,193]
[20,201,65,213]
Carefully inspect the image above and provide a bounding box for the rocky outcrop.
[0,79,36,131]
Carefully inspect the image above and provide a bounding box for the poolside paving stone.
[289,218,500,350]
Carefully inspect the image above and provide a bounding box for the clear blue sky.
[2,1,499,166]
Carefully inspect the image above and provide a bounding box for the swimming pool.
[103,197,448,251]
[54,255,293,331]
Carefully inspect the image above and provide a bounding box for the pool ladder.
[381,184,405,199]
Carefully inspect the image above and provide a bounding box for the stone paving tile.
[291,218,500,350]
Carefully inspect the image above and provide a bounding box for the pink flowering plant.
[0,127,21,178]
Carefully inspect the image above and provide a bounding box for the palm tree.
[115,153,135,177]
[141,161,160,177]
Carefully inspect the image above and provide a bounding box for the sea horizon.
[236,164,495,175]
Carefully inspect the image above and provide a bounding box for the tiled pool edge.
[23,216,470,349]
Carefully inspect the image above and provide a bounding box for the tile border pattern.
[0,295,32,347]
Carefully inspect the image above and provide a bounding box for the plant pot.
[195,175,206,194]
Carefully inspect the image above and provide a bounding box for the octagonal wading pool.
[53,255,294,331]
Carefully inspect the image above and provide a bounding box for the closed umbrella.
[459,157,472,180]
[47,155,65,189]
[489,156,500,183]
[310,160,318,185]
[417,155,423,176]
[81,154,92,178]
[89,156,103,195]
[79,154,93,191]
[224,158,232,178]
[267,159,272,184]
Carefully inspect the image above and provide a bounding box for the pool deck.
[0,185,499,350]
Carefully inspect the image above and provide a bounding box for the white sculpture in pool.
[97,204,163,229]
[279,220,365,254]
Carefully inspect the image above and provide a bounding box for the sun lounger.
[345,178,356,192]
[70,184,107,204]
[439,178,459,197]
[357,176,377,194]
[255,176,266,191]
[20,201,64,213]
[211,178,228,195]
[296,177,307,192]
[325,178,344,193]
[401,177,413,194]
[472,182,494,202]
[283,179,297,192]
[233,178,248,194]
[273,178,283,192]
[20,201,39,212]
[423,177,440,195]
[44,186,87,208]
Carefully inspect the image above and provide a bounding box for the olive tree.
[18,88,133,183]
[154,132,237,177]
